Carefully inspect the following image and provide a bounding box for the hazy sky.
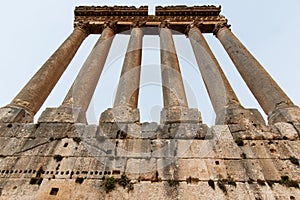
[0,0,299,125]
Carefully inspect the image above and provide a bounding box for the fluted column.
[113,25,143,109]
[188,24,264,125]
[0,23,89,123]
[100,22,144,123]
[215,24,300,124]
[159,22,201,123]
[38,22,116,124]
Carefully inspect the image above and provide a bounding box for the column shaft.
[160,27,188,108]
[113,27,143,109]
[188,26,240,113]
[63,26,114,112]
[11,25,88,117]
[216,26,293,115]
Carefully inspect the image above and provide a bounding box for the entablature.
[74,5,228,35]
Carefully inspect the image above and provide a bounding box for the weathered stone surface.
[141,122,159,139]
[259,159,281,181]
[160,107,202,124]
[0,106,33,123]
[151,139,177,158]
[100,107,140,123]
[34,123,73,138]
[241,159,264,181]
[176,140,215,158]
[214,140,242,159]
[176,159,210,181]
[209,125,232,140]
[274,122,299,140]
[268,106,300,125]
[159,123,207,139]
[116,139,151,158]
[205,159,227,180]
[0,123,36,138]
[224,160,248,181]
[126,158,156,180]
[38,107,87,124]
[216,107,265,126]
[294,123,300,135]
[0,121,299,199]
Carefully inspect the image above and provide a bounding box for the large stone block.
[274,122,299,140]
[268,106,300,125]
[0,106,33,123]
[205,159,227,180]
[159,123,208,139]
[216,106,265,126]
[160,107,202,124]
[176,158,210,181]
[176,140,215,158]
[224,160,248,181]
[116,139,151,158]
[141,122,159,139]
[38,106,87,124]
[99,107,140,123]
[151,139,177,158]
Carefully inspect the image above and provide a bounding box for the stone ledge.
[215,106,265,126]
[160,107,202,124]
[268,106,300,125]
[0,106,33,123]
[100,107,140,123]
[38,106,87,124]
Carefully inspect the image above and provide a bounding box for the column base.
[160,106,202,124]
[99,107,140,123]
[38,106,87,124]
[215,106,265,126]
[0,106,33,123]
[268,106,300,125]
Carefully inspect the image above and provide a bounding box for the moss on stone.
[75,177,84,184]
[208,179,215,190]
[217,179,227,195]
[104,177,116,193]
[53,154,63,162]
[257,179,265,186]
[167,179,179,187]
[279,176,299,188]
[73,137,81,144]
[288,156,299,166]
[235,138,244,146]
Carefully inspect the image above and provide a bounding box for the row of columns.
[0,21,299,125]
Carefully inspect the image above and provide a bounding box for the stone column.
[188,24,264,125]
[159,21,201,123]
[100,22,144,123]
[215,24,300,124]
[113,26,143,109]
[38,22,116,124]
[0,23,89,123]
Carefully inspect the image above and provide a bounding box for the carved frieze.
[74,5,228,34]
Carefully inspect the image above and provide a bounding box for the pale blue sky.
[0,0,299,125]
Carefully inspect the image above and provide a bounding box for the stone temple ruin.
[0,5,300,199]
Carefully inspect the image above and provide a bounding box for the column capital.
[74,21,89,36]
[213,22,231,36]
[131,20,146,28]
[103,20,118,33]
[159,20,171,29]
[185,20,203,35]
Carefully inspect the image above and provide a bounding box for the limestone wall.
[0,121,299,199]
